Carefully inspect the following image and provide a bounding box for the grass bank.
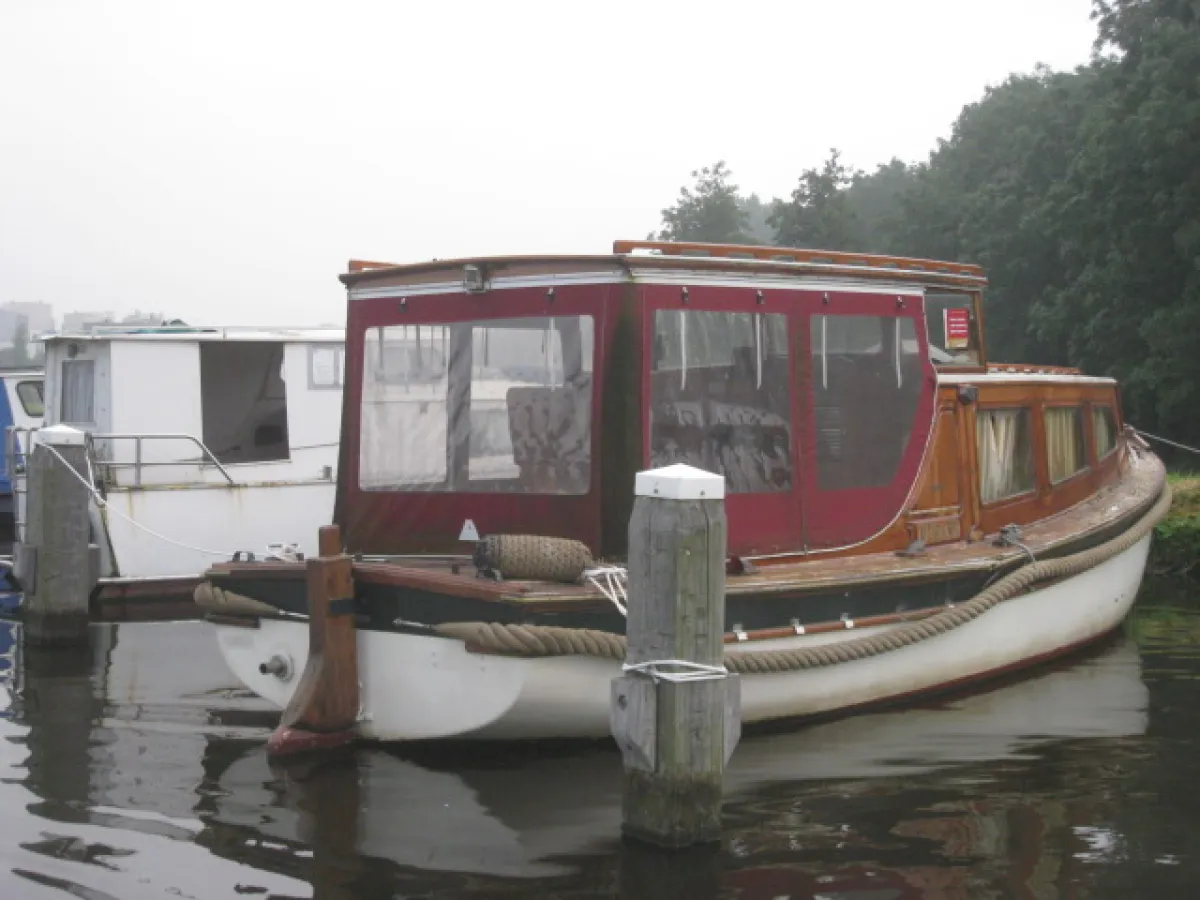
[1151,473,1200,577]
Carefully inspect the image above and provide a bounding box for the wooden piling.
[17,425,98,647]
[610,463,741,848]
[266,524,360,756]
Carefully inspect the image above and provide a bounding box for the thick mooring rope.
[434,479,1172,674]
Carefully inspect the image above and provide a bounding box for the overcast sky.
[1,0,1098,328]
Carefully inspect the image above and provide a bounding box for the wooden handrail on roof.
[612,239,986,280]
[347,259,401,273]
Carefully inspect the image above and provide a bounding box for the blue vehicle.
[0,369,44,546]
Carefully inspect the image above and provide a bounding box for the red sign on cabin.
[944,307,971,349]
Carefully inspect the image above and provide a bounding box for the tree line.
[650,0,1200,453]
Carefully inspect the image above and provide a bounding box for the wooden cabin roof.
[339,240,989,293]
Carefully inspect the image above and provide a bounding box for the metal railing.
[86,433,236,486]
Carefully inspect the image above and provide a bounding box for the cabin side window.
[199,342,290,464]
[1045,406,1087,483]
[1093,405,1118,458]
[308,344,345,389]
[810,315,922,491]
[976,407,1035,503]
[60,360,95,424]
[650,311,791,493]
[16,380,44,417]
[359,316,594,494]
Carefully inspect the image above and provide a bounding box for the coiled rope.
[434,479,1172,674]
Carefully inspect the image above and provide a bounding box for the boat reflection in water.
[198,634,1149,892]
[0,618,1154,898]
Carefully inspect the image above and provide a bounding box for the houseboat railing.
[86,433,237,486]
[86,434,236,489]
[5,425,38,545]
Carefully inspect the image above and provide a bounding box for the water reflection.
[0,584,1194,899]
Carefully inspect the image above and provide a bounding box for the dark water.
[1,581,1199,900]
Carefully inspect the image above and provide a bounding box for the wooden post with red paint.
[267,524,360,756]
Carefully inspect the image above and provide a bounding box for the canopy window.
[1045,406,1087,483]
[1093,405,1118,458]
[976,407,1035,503]
[359,316,594,494]
[810,314,922,491]
[649,310,791,493]
[924,292,982,366]
[199,342,290,464]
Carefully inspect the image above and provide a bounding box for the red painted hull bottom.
[267,725,357,757]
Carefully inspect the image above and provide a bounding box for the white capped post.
[611,463,741,848]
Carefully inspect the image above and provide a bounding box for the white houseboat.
[14,325,345,605]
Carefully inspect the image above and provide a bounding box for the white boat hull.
[212,534,1151,742]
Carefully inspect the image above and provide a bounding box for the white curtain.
[1046,407,1085,482]
[977,409,1033,503]
[60,360,95,424]
[1093,406,1116,457]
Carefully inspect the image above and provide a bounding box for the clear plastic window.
[359,316,593,493]
[924,292,981,365]
[810,315,922,491]
[650,311,791,493]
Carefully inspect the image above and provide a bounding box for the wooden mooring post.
[266,524,360,756]
[16,425,99,647]
[610,463,741,848]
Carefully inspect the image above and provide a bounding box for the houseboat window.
[1093,405,1118,458]
[199,342,290,464]
[16,380,44,417]
[976,408,1035,503]
[1045,406,1087,483]
[308,344,345,389]
[650,311,791,493]
[359,316,594,494]
[810,315,921,491]
[924,293,980,365]
[60,360,95,424]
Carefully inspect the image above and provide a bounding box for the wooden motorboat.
[199,240,1169,742]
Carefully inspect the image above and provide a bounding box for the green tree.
[769,149,862,250]
[1034,0,1200,443]
[652,161,750,244]
[739,193,775,244]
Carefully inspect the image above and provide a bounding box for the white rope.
[583,565,628,616]
[622,659,729,683]
[41,443,239,558]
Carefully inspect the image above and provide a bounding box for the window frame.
[649,308,793,495]
[15,380,44,417]
[1091,403,1119,462]
[358,314,596,495]
[59,359,96,425]
[1043,403,1090,486]
[307,343,346,390]
[975,404,1038,506]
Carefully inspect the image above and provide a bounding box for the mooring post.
[17,425,99,647]
[266,524,360,756]
[610,463,741,848]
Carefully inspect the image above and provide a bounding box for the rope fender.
[434,479,1173,674]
